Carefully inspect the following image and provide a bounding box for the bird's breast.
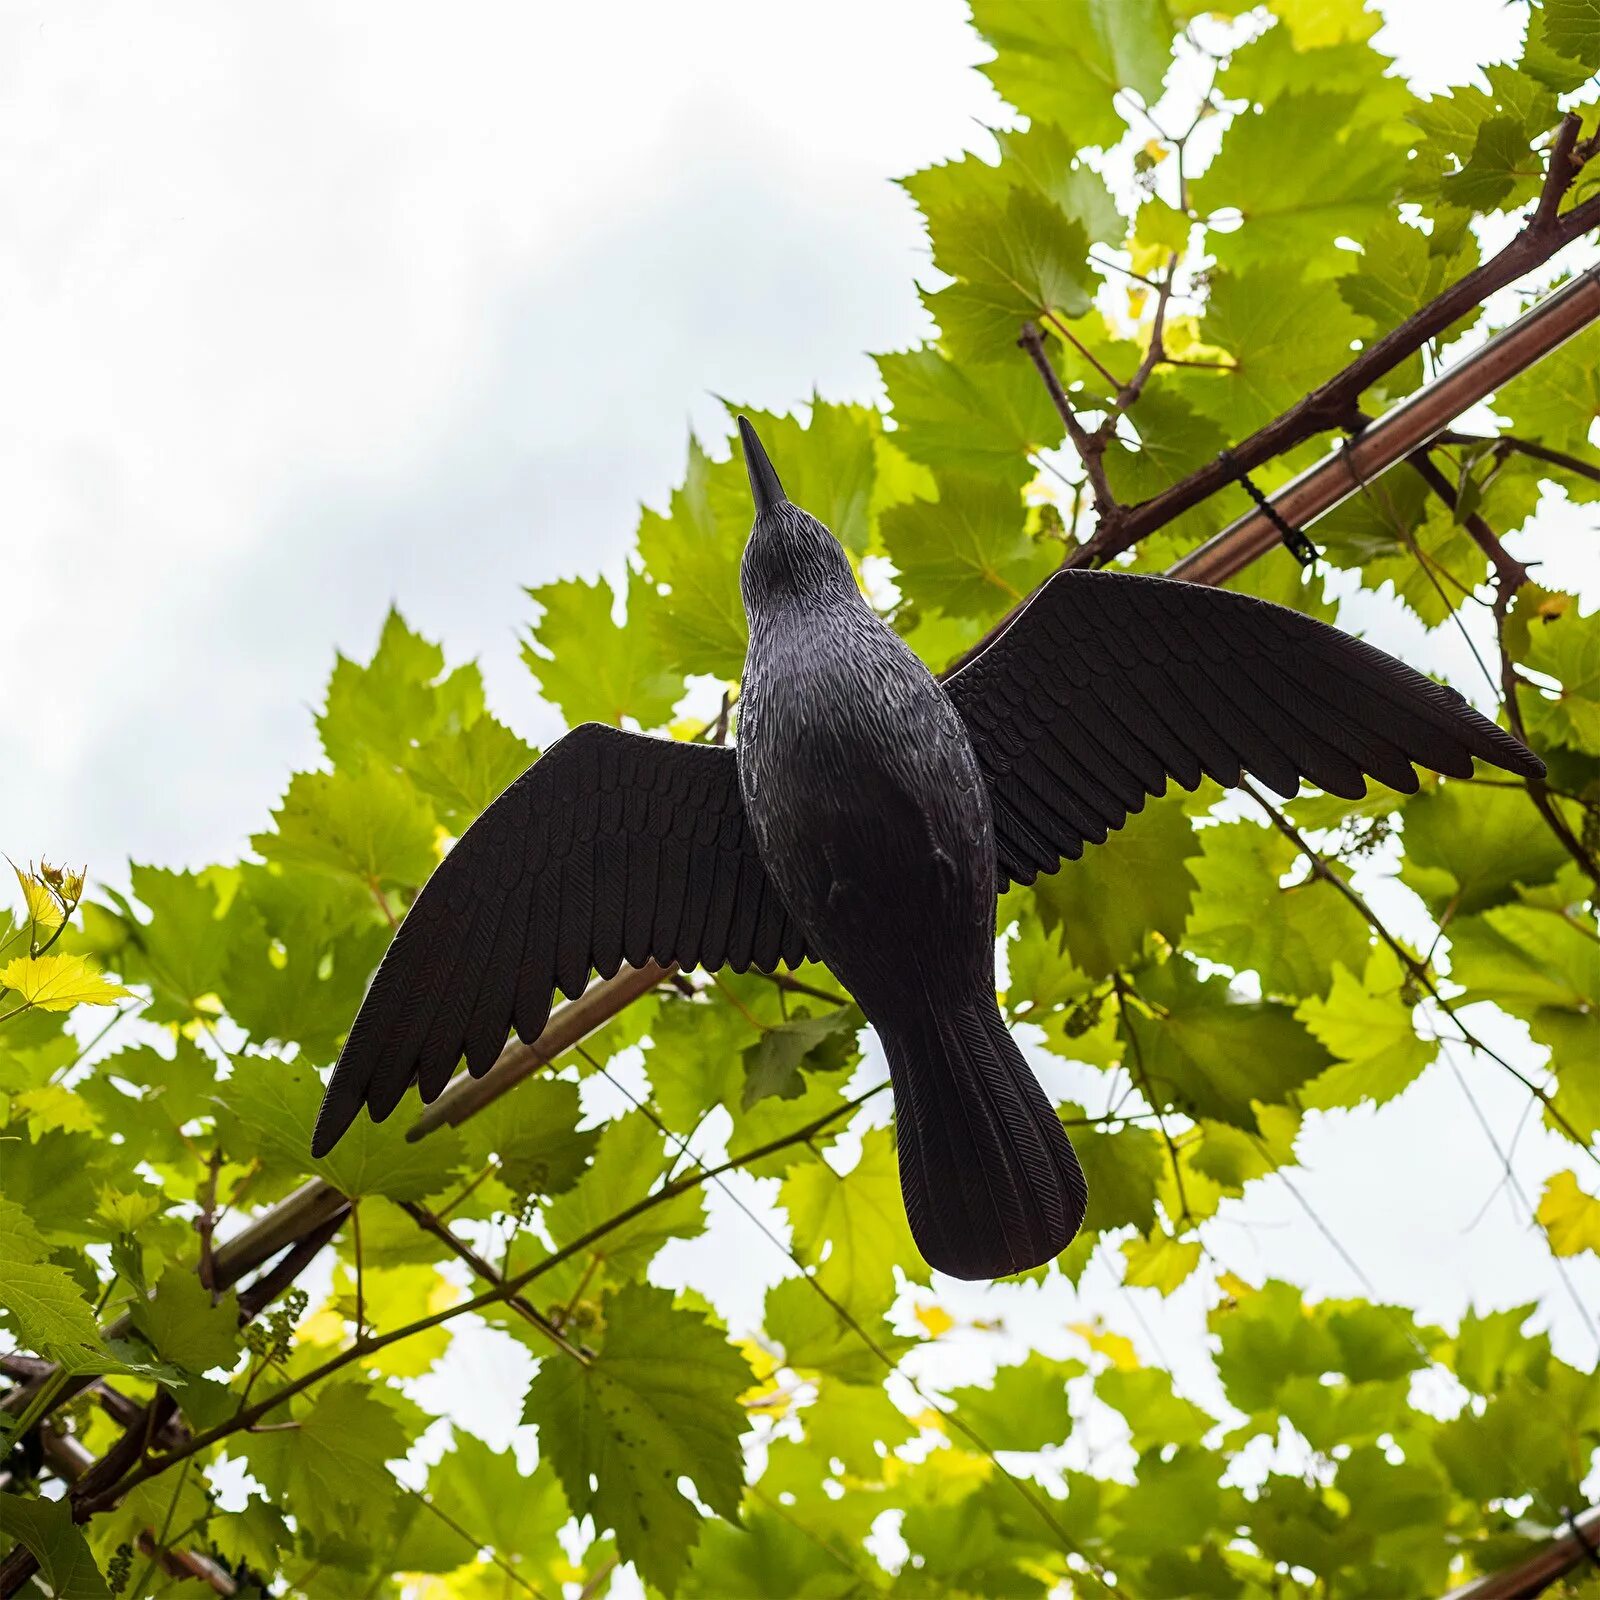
[736,602,995,992]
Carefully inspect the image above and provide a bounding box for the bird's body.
[313,417,1545,1281]
[736,488,1087,1275]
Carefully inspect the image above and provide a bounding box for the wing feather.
[944,569,1543,887]
[312,725,809,1156]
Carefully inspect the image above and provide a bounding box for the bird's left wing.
[312,722,807,1155]
[942,569,1544,887]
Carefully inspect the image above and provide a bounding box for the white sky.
[3,0,1596,1529]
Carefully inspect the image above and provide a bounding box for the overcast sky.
[4,0,1596,1467]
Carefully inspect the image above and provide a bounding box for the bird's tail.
[881,1001,1088,1280]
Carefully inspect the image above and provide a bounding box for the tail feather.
[883,1002,1088,1280]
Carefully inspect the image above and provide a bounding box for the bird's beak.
[738,416,787,517]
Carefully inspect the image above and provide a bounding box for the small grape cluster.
[243,1288,309,1366]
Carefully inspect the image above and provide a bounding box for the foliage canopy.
[3,2,1599,1596]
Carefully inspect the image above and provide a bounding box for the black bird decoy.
[313,418,1544,1280]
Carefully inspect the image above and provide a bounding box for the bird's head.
[737,416,857,608]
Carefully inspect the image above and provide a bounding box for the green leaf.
[1183,269,1366,438]
[1432,1374,1592,1518]
[781,1126,925,1309]
[542,1112,706,1285]
[881,474,1054,623]
[1221,20,1415,123]
[801,1378,913,1475]
[1122,1229,1203,1295]
[1108,1444,1240,1560]
[1211,1279,1342,1413]
[636,436,752,680]
[460,1076,599,1200]
[683,1504,871,1598]
[1449,1303,1549,1396]
[1123,961,1331,1129]
[763,1275,912,1384]
[1442,114,1545,211]
[112,864,232,1022]
[944,1354,1082,1451]
[1186,819,1372,1000]
[1409,68,1559,176]
[1296,948,1436,1111]
[522,571,682,730]
[0,1132,115,1242]
[1452,898,1600,1144]
[1033,794,1201,979]
[740,1005,860,1109]
[1401,779,1568,915]
[522,1282,751,1591]
[904,121,1124,253]
[1102,388,1231,506]
[1322,1298,1438,1383]
[241,1381,409,1541]
[317,608,482,770]
[922,187,1098,346]
[1450,900,1599,1020]
[131,1264,241,1374]
[876,347,1065,488]
[254,760,439,891]
[1542,0,1600,70]
[1097,1366,1214,1453]
[220,865,391,1058]
[1519,597,1600,753]
[1193,93,1411,273]
[1072,1115,1165,1236]
[214,1053,468,1201]
[0,1493,109,1599]
[969,0,1174,148]
[209,1498,292,1576]
[403,712,537,830]
[0,1197,109,1366]
[392,1431,569,1576]
[720,400,884,555]
[1316,470,1491,628]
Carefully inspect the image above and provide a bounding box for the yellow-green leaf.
[1536,1170,1600,1257]
[0,953,129,1012]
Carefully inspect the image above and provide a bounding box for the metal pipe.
[1171,264,1600,587]
[1439,1503,1600,1600]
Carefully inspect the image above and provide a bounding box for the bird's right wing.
[942,569,1544,887]
[312,722,807,1155]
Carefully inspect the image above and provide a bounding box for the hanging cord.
[1216,445,1320,566]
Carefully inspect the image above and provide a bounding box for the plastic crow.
[314,417,1544,1279]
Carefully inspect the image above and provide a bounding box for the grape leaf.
[522,1283,751,1590]
[522,571,681,730]
[0,1494,109,1599]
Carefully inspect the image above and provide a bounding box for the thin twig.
[196,1147,222,1297]
[401,1201,592,1364]
[1534,112,1583,233]
[1406,449,1531,592]
[1115,254,1178,414]
[1040,308,1125,391]
[1019,321,1122,531]
[1436,431,1600,487]
[1240,780,1595,1157]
